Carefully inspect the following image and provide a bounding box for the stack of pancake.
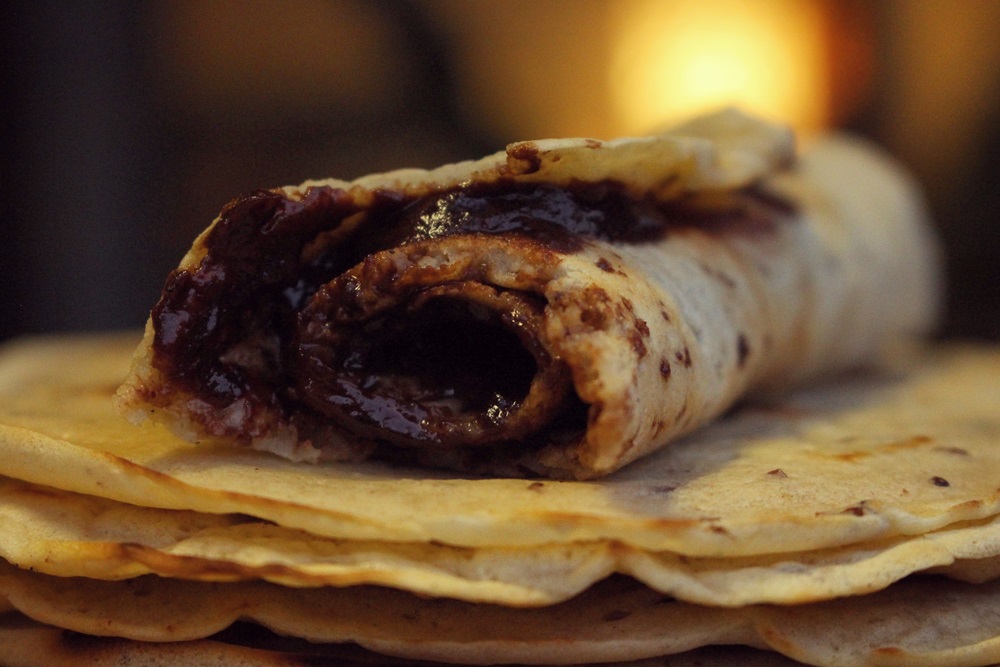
[2,111,998,666]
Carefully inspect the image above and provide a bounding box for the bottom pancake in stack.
[1,334,1000,665]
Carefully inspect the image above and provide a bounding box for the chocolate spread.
[149,180,790,451]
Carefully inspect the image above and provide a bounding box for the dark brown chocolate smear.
[148,179,794,449]
[297,279,572,449]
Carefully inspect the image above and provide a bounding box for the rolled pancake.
[114,110,939,478]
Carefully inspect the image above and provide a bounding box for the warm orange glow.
[609,0,831,136]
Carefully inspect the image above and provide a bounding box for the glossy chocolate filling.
[296,280,572,449]
[148,179,792,451]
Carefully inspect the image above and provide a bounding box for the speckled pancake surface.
[3,472,1000,608]
[1,335,999,562]
[3,560,1000,666]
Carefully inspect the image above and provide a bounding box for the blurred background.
[2,0,999,343]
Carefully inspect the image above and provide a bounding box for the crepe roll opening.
[296,277,574,450]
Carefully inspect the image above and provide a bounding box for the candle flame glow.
[609,0,830,136]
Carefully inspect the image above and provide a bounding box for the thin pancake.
[4,474,1000,607]
[1,335,999,558]
[4,559,1000,665]
[0,613,805,667]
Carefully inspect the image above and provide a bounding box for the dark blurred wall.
[2,1,999,343]
[1,1,491,342]
[947,127,1000,340]
[869,1,1000,340]
[3,3,169,339]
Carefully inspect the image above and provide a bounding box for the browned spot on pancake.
[595,256,627,276]
[636,317,650,338]
[840,503,868,517]
[661,310,671,322]
[505,142,542,174]
[659,358,672,381]
[951,499,981,511]
[576,286,613,330]
[936,446,969,456]
[931,476,950,487]
[766,468,788,478]
[616,298,648,358]
[629,336,647,358]
[528,481,545,492]
[675,347,692,367]
[817,501,870,517]
[830,435,935,463]
[630,322,649,357]
[737,333,750,368]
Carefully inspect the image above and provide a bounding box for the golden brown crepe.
[113,110,940,479]
[6,335,1000,560]
[3,336,1000,665]
[0,612,804,667]
[5,471,1000,609]
[4,561,1000,666]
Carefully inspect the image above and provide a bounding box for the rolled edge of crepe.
[115,109,941,479]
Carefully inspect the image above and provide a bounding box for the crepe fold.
[115,110,940,478]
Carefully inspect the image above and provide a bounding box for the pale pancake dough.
[2,560,1000,666]
[0,335,999,560]
[3,475,1000,607]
